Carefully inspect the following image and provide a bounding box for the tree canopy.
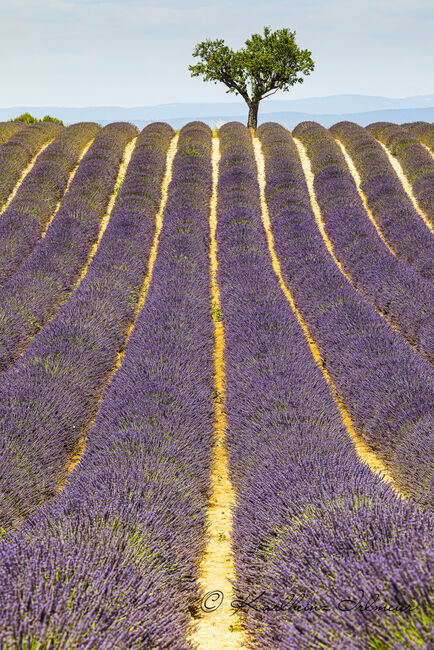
[9,113,64,126]
[189,26,315,128]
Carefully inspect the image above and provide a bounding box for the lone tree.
[189,26,314,129]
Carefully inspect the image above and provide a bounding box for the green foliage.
[10,112,38,124]
[210,300,222,322]
[10,112,64,126]
[189,26,314,106]
[41,114,64,124]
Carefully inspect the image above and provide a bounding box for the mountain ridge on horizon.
[1,94,433,127]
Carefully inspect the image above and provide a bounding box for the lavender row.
[293,121,434,364]
[0,123,173,530]
[330,120,434,281]
[0,121,63,210]
[0,122,137,373]
[402,121,434,154]
[217,121,434,649]
[257,122,434,507]
[0,122,215,649]
[0,121,101,286]
[367,121,434,229]
[0,121,26,144]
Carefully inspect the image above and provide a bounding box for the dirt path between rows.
[189,134,248,650]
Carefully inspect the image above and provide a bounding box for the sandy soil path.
[188,133,248,650]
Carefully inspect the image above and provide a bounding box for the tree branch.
[220,71,250,102]
[261,88,280,100]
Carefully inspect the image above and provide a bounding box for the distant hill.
[100,107,434,131]
[1,94,433,127]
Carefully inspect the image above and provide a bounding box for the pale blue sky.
[1,0,433,106]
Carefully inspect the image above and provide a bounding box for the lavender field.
[0,118,433,649]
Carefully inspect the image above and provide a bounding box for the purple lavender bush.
[402,121,434,154]
[216,121,434,649]
[0,123,172,529]
[0,122,101,287]
[0,122,140,372]
[0,121,26,145]
[255,121,434,507]
[0,121,63,209]
[330,121,434,282]
[367,121,434,230]
[293,121,434,365]
[0,121,215,649]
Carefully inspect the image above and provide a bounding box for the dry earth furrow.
[189,133,248,650]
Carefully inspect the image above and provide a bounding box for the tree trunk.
[247,101,259,130]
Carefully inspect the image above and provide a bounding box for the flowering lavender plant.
[294,120,434,365]
[330,120,434,282]
[367,121,434,230]
[218,121,434,648]
[0,122,100,286]
[0,121,62,209]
